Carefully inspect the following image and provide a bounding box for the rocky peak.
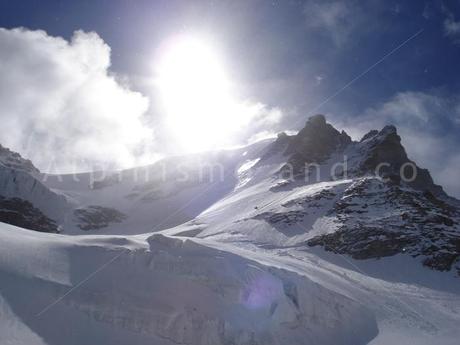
[276,131,289,141]
[361,126,407,169]
[380,125,397,135]
[359,126,397,144]
[305,113,327,126]
[285,114,351,164]
[259,131,293,160]
[264,114,447,197]
[340,130,352,144]
[295,114,334,138]
[358,125,446,197]
[0,144,39,174]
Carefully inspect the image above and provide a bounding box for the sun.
[155,35,247,152]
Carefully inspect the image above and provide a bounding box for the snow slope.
[0,223,378,345]
[0,167,70,223]
[1,221,459,344]
[39,140,271,234]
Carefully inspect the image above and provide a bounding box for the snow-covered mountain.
[0,146,70,232]
[39,140,270,233]
[163,115,459,275]
[1,115,460,344]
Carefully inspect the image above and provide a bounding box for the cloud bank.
[0,28,286,172]
[0,28,153,172]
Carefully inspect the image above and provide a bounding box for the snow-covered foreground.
[0,223,378,345]
[1,222,459,345]
[206,242,460,345]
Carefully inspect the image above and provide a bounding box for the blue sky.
[0,0,459,196]
[1,0,458,111]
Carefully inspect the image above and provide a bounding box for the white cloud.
[444,17,460,42]
[0,28,154,172]
[368,92,442,124]
[303,1,354,46]
[442,6,460,44]
[0,27,286,172]
[336,91,460,198]
[302,0,381,47]
[236,102,284,145]
[245,103,283,126]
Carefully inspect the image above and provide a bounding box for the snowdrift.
[0,223,377,345]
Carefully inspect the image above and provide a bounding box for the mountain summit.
[263,115,445,197]
[283,114,352,172]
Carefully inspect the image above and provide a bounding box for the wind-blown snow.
[0,224,377,345]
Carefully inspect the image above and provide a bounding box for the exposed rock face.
[261,115,445,197]
[359,130,379,142]
[248,176,460,274]
[74,206,126,231]
[359,125,408,172]
[0,196,59,233]
[307,178,459,273]
[283,115,351,175]
[0,144,68,232]
[239,118,460,275]
[260,132,292,160]
[0,167,68,218]
[0,144,39,174]
[356,125,445,196]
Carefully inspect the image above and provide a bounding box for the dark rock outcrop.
[284,115,351,170]
[0,196,59,233]
[306,178,460,274]
[260,115,446,197]
[357,125,446,197]
[74,206,126,231]
[259,132,292,161]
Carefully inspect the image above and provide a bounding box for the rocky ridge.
[250,115,459,274]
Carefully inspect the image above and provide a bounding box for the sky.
[0,0,459,196]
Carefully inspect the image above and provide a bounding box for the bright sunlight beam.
[155,35,250,152]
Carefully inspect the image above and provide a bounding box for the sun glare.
[155,35,247,152]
